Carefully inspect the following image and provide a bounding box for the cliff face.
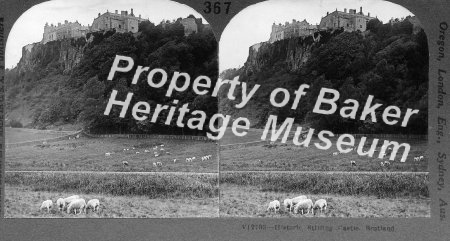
[16,38,85,75]
[243,36,315,75]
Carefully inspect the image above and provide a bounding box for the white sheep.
[160,144,164,147]
[67,198,86,214]
[293,199,313,215]
[290,195,307,212]
[173,159,177,163]
[56,198,65,211]
[40,200,53,213]
[86,199,100,213]
[105,152,111,156]
[76,134,80,139]
[384,161,391,166]
[144,150,150,153]
[122,161,129,167]
[153,162,157,167]
[63,195,80,208]
[267,200,281,212]
[350,161,356,167]
[283,198,293,212]
[313,199,327,214]
[136,151,140,154]
[419,156,424,161]
[380,162,385,167]
[332,152,338,156]
[414,157,419,162]
[160,148,165,151]
[156,162,162,166]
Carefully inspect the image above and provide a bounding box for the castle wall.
[180,18,198,36]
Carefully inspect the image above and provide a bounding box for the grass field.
[6,137,218,172]
[5,185,218,218]
[5,172,219,218]
[5,128,77,143]
[220,184,430,218]
[220,136,428,172]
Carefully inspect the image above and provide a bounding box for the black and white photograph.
[218,0,429,218]
[4,0,219,218]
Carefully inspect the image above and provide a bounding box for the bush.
[8,119,23,128]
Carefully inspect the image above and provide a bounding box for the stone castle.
[42,9,202,44]
[42,20,89,44]
[269,7,375,43]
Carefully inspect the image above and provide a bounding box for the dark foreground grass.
[220,172,428,198]
[6,172,218,199]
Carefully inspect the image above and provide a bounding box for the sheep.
[414,157,419,162]
[267,200,281,212]
[153,162,157,167]
[283,198,293,212]
[86,199,100,213]
[165,151,171,155]
[63,195,80,208]
[201,156,206,161]
[160,144,164,147]
[290,195,307,212]
[156,162,162,166]
[40,200,53,213]
[154,154,159,157]
[67,198,86,214]
[144,150,150,153]
[419,156,424,161]
[332,152,338,156]
[192,157,196,160]
[105,152,111,156]
[350,161,356,167]
[384,161,391,166]
[122,161,129,167]
[56,198,65,211]
[173,159,177,163]
[380,162,385,167]
[313,199,327,215]
[136,151,140,154]
[160,148,165,151]
[293,199,313,215]
[76,134,80,139]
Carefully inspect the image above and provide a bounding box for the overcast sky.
[219,0,415,72]
[5,0,205,68]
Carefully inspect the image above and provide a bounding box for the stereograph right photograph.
[218,0,429,217]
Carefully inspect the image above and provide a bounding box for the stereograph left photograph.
[4,0,219,218]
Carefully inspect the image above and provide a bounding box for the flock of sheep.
[267,196,327,215]
[39,195,101,215]
[104,143,214,168]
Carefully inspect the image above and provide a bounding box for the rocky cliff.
[16,38,85,75]
[243,34,317,75]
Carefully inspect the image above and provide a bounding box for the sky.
[5,0,205,68]
[219,0,415,72]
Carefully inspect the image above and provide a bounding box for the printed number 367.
[203,1,231,14]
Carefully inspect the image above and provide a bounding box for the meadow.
[6,185,218,218]
[219,172,430,218]
[5,128,77,143]
[6,136,218,172]
[220,136,428,172]
[5,172,219,218]
[220,185,430,218]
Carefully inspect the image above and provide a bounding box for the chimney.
[360,7,362,14]
[131,8,134,15]
[344,8,347,13]
[98,13,100,17]
[125,11,128,15]
[115,10,118,14]
[139,14,141,18]
[368,12,370,17]
[327,12,329,15]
